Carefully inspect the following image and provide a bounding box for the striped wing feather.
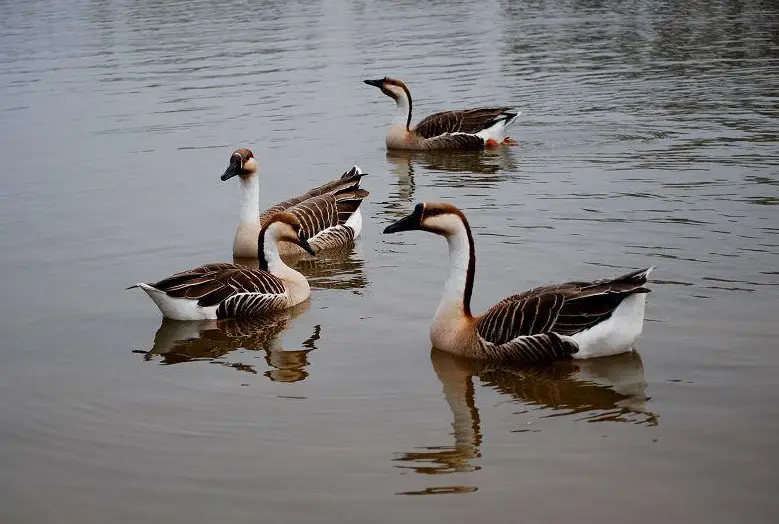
[414,107,515,138]
[151,264,286,312]
[308,226,357,252]
[423,133,486,150]
[475,268,653,362]
[216,292,288,318]
[259,166,366,224]
[259,168,368,245]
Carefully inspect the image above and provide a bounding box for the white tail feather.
[570,293,648,359]
[476,111,521,141]
[345,208,363,238]
[134,283,218,321]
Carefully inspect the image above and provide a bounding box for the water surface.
[1,0,778,522]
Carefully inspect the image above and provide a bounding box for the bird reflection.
[384,150,418,215]
[133,302,320,382]
[382,148,519,227]
[233,244,367,292]
[394,349,656,495]
[386,147,518,189]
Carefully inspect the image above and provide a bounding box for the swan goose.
[364,77,520,150]
[383,202,654,361]
[130,213,315,320]
[221,148,369,258]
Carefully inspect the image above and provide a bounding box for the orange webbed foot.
[485,138,500,148]
[503,137,519,145]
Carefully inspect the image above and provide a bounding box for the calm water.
[1,0,778,522]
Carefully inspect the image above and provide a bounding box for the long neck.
[258,229,310,300]
[434,220,476,321]
[238,174,260,224]
[393,90,412,130]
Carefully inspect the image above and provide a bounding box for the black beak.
[298,236,316,256]
[383,204,424,234]
[221,162,241,181]
[364,78,384,89]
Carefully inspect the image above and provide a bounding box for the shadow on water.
[394,349,656,496]
[133,302,319,382]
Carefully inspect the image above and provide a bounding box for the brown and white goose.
[364,77,520,150]
[383,202,654,361]
[221,148,369,258]
[129,213,315,320]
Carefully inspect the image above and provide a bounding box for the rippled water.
[1,0,778,522]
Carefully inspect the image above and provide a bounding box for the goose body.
[364,77,520,150]
[130,213,315,320]
[383,202,653,362]
[222,148,369,258]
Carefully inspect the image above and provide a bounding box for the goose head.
[364,77,411,105]
[221,148,258,181]
[383,202,468,238]
[261,212,316,256]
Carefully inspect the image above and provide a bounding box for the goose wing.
[475,268,653,362]
[260,166,366,222]
[420,133,486,150]
[150,264,287,317]
[414,108,516,138]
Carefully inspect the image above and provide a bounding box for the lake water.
[1,0,778,522]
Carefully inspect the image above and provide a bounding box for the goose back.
[414,107,516,138]
[473,268,653,362]
[148,263,288,318]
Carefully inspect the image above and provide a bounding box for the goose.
[221,148,369,258]
[364,77,520,150]
[383,202,654,361]
[129,213,315,320]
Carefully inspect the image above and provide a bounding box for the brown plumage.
[414,108,516,138]
[477,268,652,344]
[148,263,287,318]
[130,214,314,320]
[259,167,367,229]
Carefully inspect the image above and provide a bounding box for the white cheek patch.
[424,214,462,235]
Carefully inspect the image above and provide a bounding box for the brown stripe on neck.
[462,215,476,318]
[400,83,413,130]
[258,227,270,271]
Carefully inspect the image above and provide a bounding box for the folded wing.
[414,108,517,138]
[150,263,287,317]
[475,268,653,362]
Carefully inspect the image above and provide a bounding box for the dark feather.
[333,188,368,225]
[423,133,486,150]
[414,107,516,138]
[148,264,287,317]
[260,167,367,223]
[258,170,369,245]
[475,268,653,360]
[480,332,578,362]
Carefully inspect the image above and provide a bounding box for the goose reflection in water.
[386,146,518,194]
[133,302,320,382]
[382,148,519,223]
[234,243,367,293]
[394,349,656,496]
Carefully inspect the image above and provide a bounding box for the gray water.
[1,0,778,522]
